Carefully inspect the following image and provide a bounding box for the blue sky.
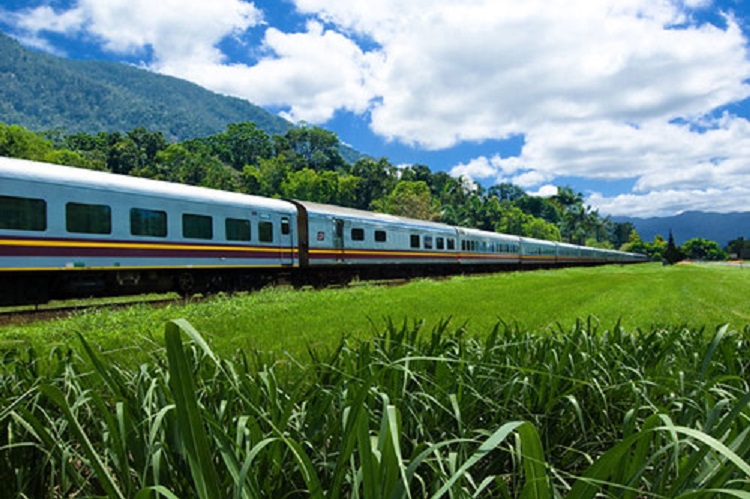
[2,0,750,217]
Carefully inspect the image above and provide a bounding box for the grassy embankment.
[0,263,747,363]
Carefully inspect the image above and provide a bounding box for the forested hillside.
[0,32,289,140]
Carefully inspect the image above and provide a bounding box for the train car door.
[280,216,294,265]
[333,218,344,262]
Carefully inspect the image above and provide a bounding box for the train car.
[0,157,649,306]
[456,227,521,267]
[0,157,298,305]
[519,236,558,266]
[291,201,460,285]
[555,242,582,265]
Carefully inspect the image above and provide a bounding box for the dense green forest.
[0,121,730,260]
[0,32,290,140]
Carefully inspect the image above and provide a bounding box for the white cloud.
[528,185,559,198]
[13,0,262,64]
[292,0,750,146]
[16,6,86,34]
[180,21,382,123]
[588,186,750,218]
[450,156,502,181]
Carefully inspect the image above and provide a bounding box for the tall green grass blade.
[383,404,410,499]
[356,405,379,499]
[662,426,750,478]
[517,422,550,499]
[164,320,222,499]
[40,383,126,499]
[432,421,525,499]
[699,325,730,378]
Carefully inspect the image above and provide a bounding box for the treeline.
[0,121,733,258]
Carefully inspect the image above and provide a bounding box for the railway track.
[0,296,183,326]
[0,275,451,326]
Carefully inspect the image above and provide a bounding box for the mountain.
[0,32,293,141]
[614,211,750,246]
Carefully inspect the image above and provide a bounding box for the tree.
[523,216,562,241]
[335,174,361,208]
[373,180,438,220]
[399,164,432,184]
[207,122,273,170]
[488,183,526,203]
[350,157,397,210]
[663,231,684,264]
[496,205,527,236]
[0,123,55,160]
[282,125,345,171]
[552,186,583,209]
[610,222,635,249]
[681,238,727,261]
[282,168,339,204]
[242,155,293,197]
[726,237,747,258]
[127,127,167,165]
[150,143,239,191]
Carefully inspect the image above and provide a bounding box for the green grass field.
[2,263,749,497]
[1,263,747,362]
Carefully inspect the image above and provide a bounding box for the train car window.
[375,230,387,242]
[436,237,445,250]
[410,234,420,249]
[0,195,46,231]
[226,218,251,241]
[351,228,365,241]
[461,240,467,251]
[259,221,273,242]
[182,214,213,240]
[424,236,433,249]
[131,208,167,237]
[66,202,111,235]
[448,239,456,250]
[470,241,477,252]
[281,217,291,235]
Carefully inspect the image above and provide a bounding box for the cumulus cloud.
[12,0,263,65]
[7,0,750,216]
[293,0,750,146]
[588,186,750,218]
[176,21,383,123]
[450,156,503,182]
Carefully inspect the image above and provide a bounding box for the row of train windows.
[0,195,285,242]
[462,240,520,254]
[410,235,457,250]
[350,228,387,242]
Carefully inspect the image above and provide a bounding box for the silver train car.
[0,157,648,305]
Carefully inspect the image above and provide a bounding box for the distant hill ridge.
[614,211,750,246]
[0,31,291,140]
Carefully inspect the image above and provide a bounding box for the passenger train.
[0,156,648,306]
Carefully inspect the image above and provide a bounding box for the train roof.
[456,226,521,241]
[297,201,458,232]
[0,156,296,213]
